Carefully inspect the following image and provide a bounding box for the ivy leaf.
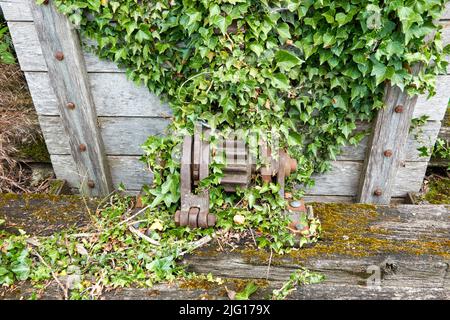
[275,50,303,71]
[271,73,290,90]
[249,43,264,57]
[211,15,228,35]
[332,95,346,110]
[288,132,303,146]
[235,282,259,300]
[335,12,348,26]
[371,61,387,86]
[135,30,151,43]
[277,23,291,39]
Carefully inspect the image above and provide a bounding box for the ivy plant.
[40,0,449,249]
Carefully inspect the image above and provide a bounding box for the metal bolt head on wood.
[43,0,49,4]
[394,105,404,113]
[87,180,95,189]
[79,144,87,152]
[66,102,75,110]
[55,51,64,61]
[374,188,382,196]
[383,150,393,157]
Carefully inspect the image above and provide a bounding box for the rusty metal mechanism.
[175,124,298,228]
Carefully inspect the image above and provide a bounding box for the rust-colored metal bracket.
[175,128,216,228]
[175,125,298,228]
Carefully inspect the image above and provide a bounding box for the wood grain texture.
[7,21,121,72]
[337,120,441,162]
[307,161,427,197]
[1,202,448,300]
[29,1,113,196]
[5,18,450,75]
[50,155,152,191]
[51,156,426,197]
[357,65,422,205]
[25,72,171,117]
[414,75,450,120]
[38,115,439,161]
[0,0,32,21]
[25,70,447,120]
[39,116,171,155]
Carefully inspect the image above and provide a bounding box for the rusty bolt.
[79,144,87,152]
[394,105,404,113]
[87,180,95,189]
[43,0,49,4]
[66,102,75,110]
[55,51,64,61]
[384,149,393,157]
[374,188,382,196]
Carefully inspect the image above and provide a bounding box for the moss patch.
[237,203,450,265]
[16,136,50,162]
[0,193,97,236]
[424,177,450,204]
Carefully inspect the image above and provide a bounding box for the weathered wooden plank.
[7,21,121,72]
[1,201,448,300]
[307,161,427,197]
[357,64,422,204]
[25,69,446,120]
[414,75,450,121]
[442,3,450,20]
[37,115,439,161]
[50,155,152,191]
[6,18,450,74]
[51,156,426,197]
[338,120,441,162]
[39,116,171,155]
[0,0,32,21]
[25,72,171,117]
[30,2,113,196]
[303,195,406,204]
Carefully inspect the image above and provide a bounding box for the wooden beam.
[357,66,422,204]
[29,0,113,196]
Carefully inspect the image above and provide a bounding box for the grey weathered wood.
[24,70,449,120]
[0,0,32,21]
[39,116,171,155]
[307,161,427,197]
[357,65,422,204]
[50,155,152,191]
[7,21,121,72]
[29,1,112,196]
[37,116,439,160]
[25,72,170,117]
[414,75,450,120]
[3,202,447,300]
[50,155,426,197]
[303,195,406,204]
[337,120,441,162]
[5,19,450,74]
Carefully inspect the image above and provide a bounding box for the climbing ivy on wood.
[47,0,449,180]
[41,1,449,241]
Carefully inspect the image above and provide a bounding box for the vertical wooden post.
[29,0,113,196]
[357,65,421,204]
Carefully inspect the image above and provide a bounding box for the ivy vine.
[41,0,449,246]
